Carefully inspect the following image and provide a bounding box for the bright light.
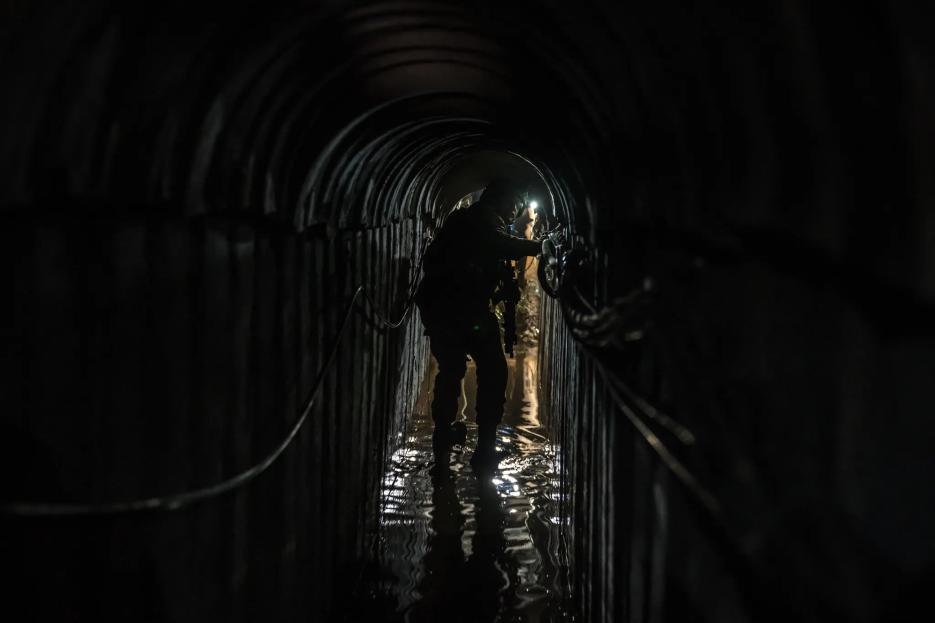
[529,200,539,211]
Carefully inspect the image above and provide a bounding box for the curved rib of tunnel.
[2,1,934,622]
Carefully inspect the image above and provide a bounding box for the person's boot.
[432,421,468,458]
[470,424,500,470]
[432,425,451,457]
[449,421,467,447]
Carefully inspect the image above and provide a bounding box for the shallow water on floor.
[359,348,575,623]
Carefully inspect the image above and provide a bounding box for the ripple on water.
[358,350,575,623]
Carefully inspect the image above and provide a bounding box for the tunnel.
[2,1,934,621]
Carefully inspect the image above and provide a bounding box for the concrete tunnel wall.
[2,1,935,622]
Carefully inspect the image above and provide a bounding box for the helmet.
[482,178,525,221]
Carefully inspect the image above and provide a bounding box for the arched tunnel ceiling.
[0,0,616,236]
[5,2,935,620]
[431,150,553,218]
[2,0,934,299]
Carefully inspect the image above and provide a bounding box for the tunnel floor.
[352,347,576,622]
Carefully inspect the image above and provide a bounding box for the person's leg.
[429,335,468,449]
[468,313,508,452]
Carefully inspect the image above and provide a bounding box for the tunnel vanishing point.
[2,1,934,622]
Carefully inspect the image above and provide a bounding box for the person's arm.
[487,229,541,260]
[459,205,541,260]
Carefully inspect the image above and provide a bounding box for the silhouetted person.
[416,179,540,464]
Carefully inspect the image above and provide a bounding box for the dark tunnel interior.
[2,1,935,621]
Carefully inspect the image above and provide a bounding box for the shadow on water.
[349,347,575,622]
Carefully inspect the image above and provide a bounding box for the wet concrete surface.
[352,347,575,623]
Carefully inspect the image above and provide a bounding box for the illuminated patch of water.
[358,347,575,622]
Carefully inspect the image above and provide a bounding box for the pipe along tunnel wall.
[2,1,935,621]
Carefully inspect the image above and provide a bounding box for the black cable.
[1,284,408,517]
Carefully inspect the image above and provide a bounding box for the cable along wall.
[4,1,935,622]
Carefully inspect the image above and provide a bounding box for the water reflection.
[365,347,574,623]
[406,461,511,622]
